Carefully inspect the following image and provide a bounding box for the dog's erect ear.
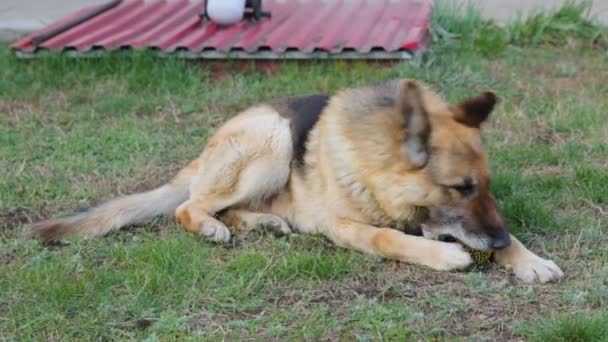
[400,81,431,168]
[454,92,497,127]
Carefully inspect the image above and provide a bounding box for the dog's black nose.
[491,231,511,249]
[438,234,457,243]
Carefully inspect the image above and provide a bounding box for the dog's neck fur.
[267,80,442,234]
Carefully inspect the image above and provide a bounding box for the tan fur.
[29,79,563,284]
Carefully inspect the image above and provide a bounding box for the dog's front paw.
[511,254,564,283]
[429,242,474,271]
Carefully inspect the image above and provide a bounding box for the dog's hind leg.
[220,209,292,237]
[175,107,292,243]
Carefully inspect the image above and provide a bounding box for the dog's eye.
[451,183,476,197]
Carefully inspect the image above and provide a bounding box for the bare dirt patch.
[0,207,51,233]
[0,99,40,124]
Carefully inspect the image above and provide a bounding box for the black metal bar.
[200,0,209,21]
[31,0,123,46]
[244,0,271,21]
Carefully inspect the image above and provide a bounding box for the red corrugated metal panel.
[11,0,432,59]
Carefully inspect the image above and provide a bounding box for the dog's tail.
[28,165,196,242]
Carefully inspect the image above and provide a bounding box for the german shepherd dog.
[29,79,563,283]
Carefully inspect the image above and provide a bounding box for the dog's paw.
[258,215,292,237]
[511,254,564,284]
[430,242,474,271]
[200,219,231,243]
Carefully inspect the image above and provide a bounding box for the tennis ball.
[459,243,493,264]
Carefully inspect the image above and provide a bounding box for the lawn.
[1,3,608,341]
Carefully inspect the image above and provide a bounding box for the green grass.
[2,1,608,340]
[520,313,608,342]
[506,0,607,47]
[431,0,607,56]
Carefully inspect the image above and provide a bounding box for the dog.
[28,79,564,283]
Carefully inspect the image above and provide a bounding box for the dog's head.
[399,80,510,251]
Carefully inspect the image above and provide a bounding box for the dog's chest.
[335,171,424,233]
[364,207,424,235]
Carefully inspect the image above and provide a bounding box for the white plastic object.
[206,0,247,25]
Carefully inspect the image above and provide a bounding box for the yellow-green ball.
[459,243,493,264]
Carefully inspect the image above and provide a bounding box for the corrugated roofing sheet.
[11,0,432,59]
